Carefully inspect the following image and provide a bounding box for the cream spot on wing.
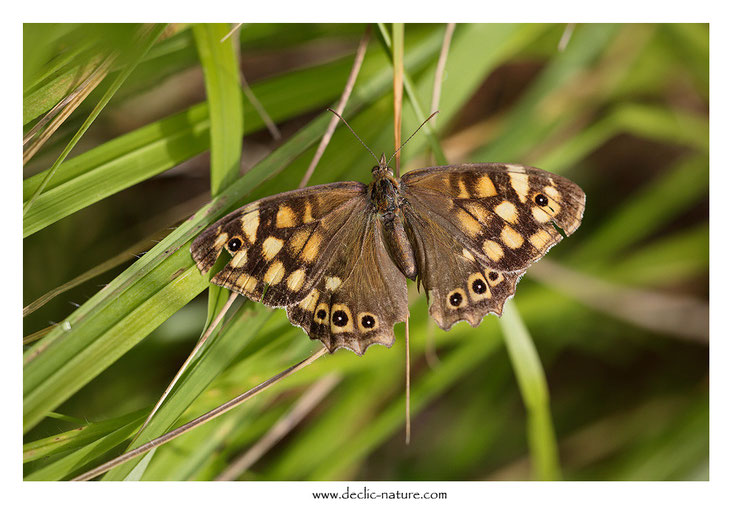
[241,211,260,243]
[544,185,561,201]
[494,201,518,224]
[236,273,258,293]
[275,205,296,228]
[462,248,475,262]
[286,268,306,292]
[455,207,483,238]
[456,178,470,198]
[214,233,229,249]
[325,276,342,291]
[303,201,314,224]
[467,272,491,301]
[532,206,552,223]
[313,302,329,323]
[475,175,498,197]
[462,201,490,223]
[501,225,524,249]
[298,288,319,312]
[288,229,310,254]
[528,229,553,252]
[482,240,504,262]
[509,173,530,203]
[230,249,248,268]
[300,233,323,263]
[330,304,354,333]
[263,261,285,285]
[261,236,284,261]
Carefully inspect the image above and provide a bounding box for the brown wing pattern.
[286,213,409,355]
[402,163,585,273]
[401,163,585,329]
[403,202,523,330]
[191,181,409,354]
[191,182,367,308]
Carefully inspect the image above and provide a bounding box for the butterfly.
[191,154,585,355]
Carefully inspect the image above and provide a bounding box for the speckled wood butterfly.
[191,155,585,355]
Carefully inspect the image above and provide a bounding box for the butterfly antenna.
[387,110,440,166]
[326,108,380,164]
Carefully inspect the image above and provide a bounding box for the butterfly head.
[371,153,394,179]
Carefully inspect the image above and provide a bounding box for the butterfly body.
[192,160,585,355]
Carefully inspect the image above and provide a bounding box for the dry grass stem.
[72,346,329,481]
[215,374,341,480]
[299,25,371,189]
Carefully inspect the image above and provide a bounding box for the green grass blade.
[102,307,275,480]
[499,301,560,480]
[193,23,244,195]
[24,409,147,464]
[23,25,167,217]
[25,412,147,481]
[574,154,708,266]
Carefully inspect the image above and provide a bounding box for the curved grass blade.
[23,24,167,216]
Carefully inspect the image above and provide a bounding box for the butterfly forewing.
[401,163,585,273]
[191,182,367,307]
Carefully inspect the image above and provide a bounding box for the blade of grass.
[23,24,166,216]
[498,301,561,481]
[573,155,709,266]
[25,412,147,481]
[23,191,210,317]
[24,408,148,464]
[76,346,328,481]
[215,373,341,480]
[193,23,244,196]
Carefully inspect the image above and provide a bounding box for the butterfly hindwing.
[403,202,523,329]
[286,212,409,355]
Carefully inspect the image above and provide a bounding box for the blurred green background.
[23,23,708,481]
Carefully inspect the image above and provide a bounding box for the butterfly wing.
[191,182,409,354]
[191,182,367,307]
[286,211,409,355]
[401,163,585,330]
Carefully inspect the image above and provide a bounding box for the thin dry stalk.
[221,23,243,42]
[558,24,576,52]
[392,24,404,176]
[215,373,341,480]
[23,55,115,164]
[389,23,411,444]
[72,346,329,481]
[231,25,281,142]
[298,25,371,189]
[430,23,455,128]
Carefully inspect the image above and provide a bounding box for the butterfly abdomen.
[380,210,417,281]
